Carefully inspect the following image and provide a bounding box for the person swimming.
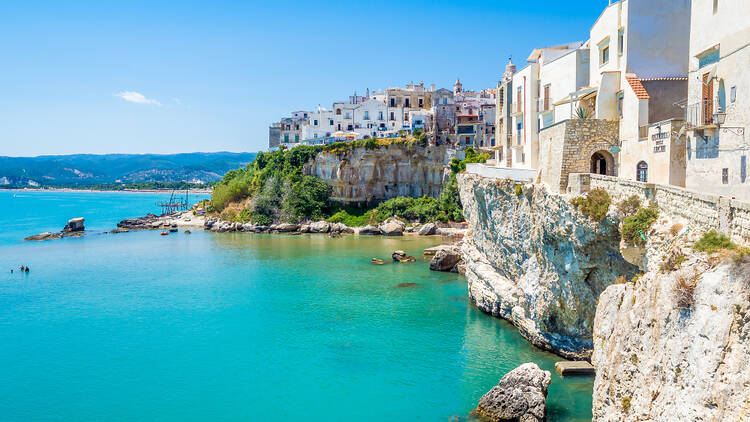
[25,266,29,273]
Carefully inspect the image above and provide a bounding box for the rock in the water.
[430,248,462,272]
[359,225,380,235]
[371,258,386,265]
[119,213,162,230]
[309,221,331,233]
[298,224,311,233]
[63,217,85,232]
[330,222,353,234]
[273,223,299,232]
[242,223,257,232]
[392,250,407,261]
[24,232,62,241]
[379,220,404,236]
[472,363,551,422]
[418,223,438,236]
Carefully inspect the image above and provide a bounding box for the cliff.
[304,144,454,204]
[592,218,750,421]
[458,173,638,359]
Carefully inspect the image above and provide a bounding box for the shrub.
[674,269,699,309]
[282,175,332,221]
[694,230,736,254]
[733,246,750,264]
[514,184,523,197]
[661,248,687,272]
[621,397,631,412]
[570,188,611,221]
[670,223,684,237]
[617,195,641,217]
[622,205,659,246]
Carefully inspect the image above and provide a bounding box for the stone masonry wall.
[568,173,750,245]
[538,119,620,192]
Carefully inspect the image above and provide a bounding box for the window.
[329,119,334,126]
[284,134,289,142]
[723,168,729,184]
[347,125,353,131]
[404,113,409,121]
[364,111,369,120]
[443,98,448,105]
[294,135,299,142]
[599,38,610,66]
[616,91,624,117]
[378,111,384,120]
[404,98,411,107]
[618,29,624,56]
[336,109,342,115]
[418,98,423,107]
[637,161,648,182]
[697,47,720,68]
[313,119,318,126]
[345,112,351,119]
[731,86,737,103]
[742,156,747,183]
[304,113,308,118]
[389,98,396,107]
[390,112,395,120]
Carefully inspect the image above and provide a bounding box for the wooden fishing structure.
[156,188,190,215]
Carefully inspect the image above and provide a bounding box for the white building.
[684,0,750,200]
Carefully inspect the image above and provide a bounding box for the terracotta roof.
[625,75,650,99]
[639,77,688,81]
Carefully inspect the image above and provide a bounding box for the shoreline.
[3,188,213,194]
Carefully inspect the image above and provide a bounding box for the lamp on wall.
[714,107,745,136]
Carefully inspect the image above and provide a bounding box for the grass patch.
[660,249,687,272]
[622,205,659,247]
[694,230,736,254]
[570,188,611,221]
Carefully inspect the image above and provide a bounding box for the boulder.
[62,217,85,232]
[24,232,62,241]
[330,223,353,234]
[379,220,404,236]
[298,224,311,233]
[392,250,407,261]
[418,223,438,236]
[359,225,380,235]
[309,221,331,233]
[242,223,257,232]
[274,223,299,233]
[472,363,551,422]
[429,248,462,272]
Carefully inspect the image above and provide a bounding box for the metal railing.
[686,100,714,127]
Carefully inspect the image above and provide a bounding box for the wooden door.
[703,73,713,125]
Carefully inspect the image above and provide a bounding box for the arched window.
[637,161,648,182]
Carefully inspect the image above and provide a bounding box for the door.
[703,73,713,125]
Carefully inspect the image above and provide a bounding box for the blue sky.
[0,0,610,156]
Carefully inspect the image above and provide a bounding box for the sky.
[0,0,611,156]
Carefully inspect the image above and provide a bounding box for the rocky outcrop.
[304,143,454,203]
[592,220,750,421]
[308,221,330,233]
[358,225,380,235]
[379,219,405,236]
[418,222,438,236]
[472,363,551,422]
[120,211,205,230]
[429,244,462,272]
[62,217,84,232]
[458,173,638,359]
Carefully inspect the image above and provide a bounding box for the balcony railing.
[512,102,523,114]
[538,97,551,112]
[686,100,714,127]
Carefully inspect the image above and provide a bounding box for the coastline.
[3,188,213,194]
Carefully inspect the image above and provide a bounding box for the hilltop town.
[269,0,749,203]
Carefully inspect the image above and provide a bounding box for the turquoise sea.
[0,191,593,421]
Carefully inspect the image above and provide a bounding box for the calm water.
[0,191,592,421]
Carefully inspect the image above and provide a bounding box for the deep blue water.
[0,191,592,421]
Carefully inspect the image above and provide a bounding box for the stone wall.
[538,119,620,192]
[568,173,750,245]
[304,143,454,204]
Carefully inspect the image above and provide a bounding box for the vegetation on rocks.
[621,205,659,246]
[694,230,736,254]
[210,142,475,225]
[570,188,611,221]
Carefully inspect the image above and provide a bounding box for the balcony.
[538,97,551,113]
[511,102,524,115]
[457,125,475,135]
[686,100,714,128]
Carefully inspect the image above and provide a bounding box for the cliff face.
[458,173,638,359]
[592,220,750,421]
[304,144,453,203]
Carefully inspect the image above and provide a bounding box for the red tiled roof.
[625,75,650,99]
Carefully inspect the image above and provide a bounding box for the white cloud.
[114,91,161,106]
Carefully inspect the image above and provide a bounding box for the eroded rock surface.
[472,363,551,422]
[458,173,638,359]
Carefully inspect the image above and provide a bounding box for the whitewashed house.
[685,0,750,200]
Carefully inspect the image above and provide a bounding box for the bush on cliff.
[621,205,659,246]
[694,230,736,254]
[570,188,611,221]
[282,176,332,222]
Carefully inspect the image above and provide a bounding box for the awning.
[554,87,598,106]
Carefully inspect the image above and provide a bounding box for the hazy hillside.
[0,152,257,188]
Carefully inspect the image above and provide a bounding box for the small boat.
[169,228,178,233]
[160,231,169,236]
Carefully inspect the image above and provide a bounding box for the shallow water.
[0,191,592,421]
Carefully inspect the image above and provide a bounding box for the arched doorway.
[637,161,648,182]
[590,151,612,175]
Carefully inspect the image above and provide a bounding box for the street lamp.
[714,107,745,136]
[713,108,727,126]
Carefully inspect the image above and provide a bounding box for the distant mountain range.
[0,152,257,188]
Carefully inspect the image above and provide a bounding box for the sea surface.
[0,191,593,421]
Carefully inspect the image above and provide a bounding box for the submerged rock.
[24,232,62,241]
[396,282,419,288]
[472,363,551,422]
